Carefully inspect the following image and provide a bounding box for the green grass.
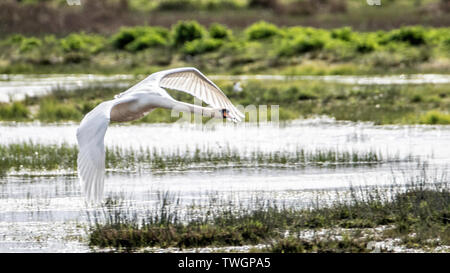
[106,146,403,171]
[2,80,450,125]
[0,142,408,176]
[420,110,450,125]
[87,173,449,252]
[233,81,450,125]
[0,102,30,121]
[37,99,83,122]
[0,21,449,75]
[0,142,77,176]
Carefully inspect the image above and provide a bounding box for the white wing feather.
[76,98,133,202]
[115,67,244,121]
[158,68,244,121]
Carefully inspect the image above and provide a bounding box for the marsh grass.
[0,102,30,121]
[88,195,276,249]
[420,110,450,125]
[37,99,83,122]
[0,142,412,176]
[2,80,450,125]
[265,235,370,253]
[87,173,449,252]
[233,81,450,125]
[0,142,77,176]
[106,146,401,171]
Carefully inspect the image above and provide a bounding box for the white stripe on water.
[1,74,450,102]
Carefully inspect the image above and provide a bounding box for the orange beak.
[222,109,229,119]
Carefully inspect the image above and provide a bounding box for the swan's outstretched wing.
[76,98,134,202]
[116,67,244,121]
[157,67,244,121]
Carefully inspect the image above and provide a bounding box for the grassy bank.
[1,80,450,125]
[0,141,408,176]
[87,177,449,252]
[1,20,449,75]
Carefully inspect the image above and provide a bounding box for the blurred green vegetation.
[0,101,30,121]
[2,80,449,125]
[0,21,449,75]
[420,110,450,125]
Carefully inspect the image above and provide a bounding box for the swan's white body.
[76,67,244,202]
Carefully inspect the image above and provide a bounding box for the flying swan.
[76,67,244,202]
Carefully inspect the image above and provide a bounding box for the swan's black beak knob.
[221,109,229,119]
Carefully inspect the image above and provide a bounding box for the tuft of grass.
[209,23,232,40]
[111,26,169,51]
[0,102,30,121]
[172,20,206,46]
[386,26,427,46]
[278,35,325,56]
[37,99,82,122]
[246,21,280,40]
[420,110,450,125]
[183,38,223,55]
[61,33,105,54]
[267,236,370,253]
[0,142,77,175]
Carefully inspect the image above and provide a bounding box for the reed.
[1,80,449,125]
[87,171,449,252]
[0,142,412,176]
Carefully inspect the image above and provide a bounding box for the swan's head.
[221,109,238,123]
[221,109,229,119]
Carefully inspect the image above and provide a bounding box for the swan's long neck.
[170,100,220,118]
[111,91,221,121]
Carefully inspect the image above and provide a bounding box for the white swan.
[76,67,244,202]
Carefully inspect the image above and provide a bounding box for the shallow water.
[1,117,448,162]
[0,118,449,252]
[1,72,449,252]
[1,73,450,102]
[0,74,134,102]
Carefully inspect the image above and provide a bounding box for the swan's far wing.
[76,101,114,202]
[77,96,135,202]
[157,67,244,121]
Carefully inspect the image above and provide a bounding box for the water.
[0,73,449,252]
[0,118,449,252]
[0,117,448,162]
[0,74,134,102]
[2,73,450,102]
